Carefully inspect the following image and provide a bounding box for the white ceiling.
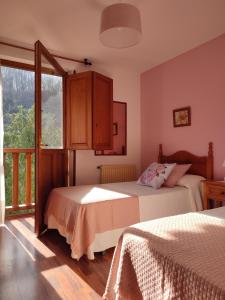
[1,0,225,72]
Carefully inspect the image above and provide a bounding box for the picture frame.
[173,106,191,127]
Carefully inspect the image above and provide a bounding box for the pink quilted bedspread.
[104,212,225,299]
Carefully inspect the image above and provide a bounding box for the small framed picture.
[173,106,191,127]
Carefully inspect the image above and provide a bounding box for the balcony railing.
[4,148,35,216]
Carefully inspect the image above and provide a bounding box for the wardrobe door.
[92,72,113,150]
[66,72,92,149]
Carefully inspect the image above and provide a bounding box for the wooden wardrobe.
[66,71,113,150]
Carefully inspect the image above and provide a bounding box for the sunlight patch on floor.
[10,219,55,258]
[41,264,101,300]
[24,217,35,226]
[5,225,36,261]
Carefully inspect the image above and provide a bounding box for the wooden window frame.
[0,58,61,76]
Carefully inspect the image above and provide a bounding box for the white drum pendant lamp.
[100,3,142,49]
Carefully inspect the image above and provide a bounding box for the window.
[41,73,63,149]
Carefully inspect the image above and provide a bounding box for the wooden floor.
[0,216,114,300]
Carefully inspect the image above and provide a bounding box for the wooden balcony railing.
[4,148,35,214]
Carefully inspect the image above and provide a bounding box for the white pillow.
[176,174,205,187]
[176,174,205,211]
[137,162,176,189]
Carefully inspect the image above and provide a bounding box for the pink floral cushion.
[137,162,176,189]
[164,164,191,187]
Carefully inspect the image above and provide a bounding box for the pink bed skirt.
[45,186,140,259]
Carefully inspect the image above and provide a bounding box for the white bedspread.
[102,181,196,221]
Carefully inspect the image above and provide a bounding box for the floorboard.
[0,217,114,300]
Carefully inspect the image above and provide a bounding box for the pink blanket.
[45,185,139,259]
[104,212,225,299]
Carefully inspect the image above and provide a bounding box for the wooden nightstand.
[202,180,225,210]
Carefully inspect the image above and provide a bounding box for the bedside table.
[202,180,225,210]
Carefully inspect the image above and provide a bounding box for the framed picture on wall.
[173,106,191,127]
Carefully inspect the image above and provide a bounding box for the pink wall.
[141,34,225,180]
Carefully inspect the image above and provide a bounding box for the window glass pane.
[41,74,63,149]
[1,66,35,207]
[2,66,35,148]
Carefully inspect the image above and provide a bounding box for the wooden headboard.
[158,142,214,180]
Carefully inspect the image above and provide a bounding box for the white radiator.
[99,164,137,184]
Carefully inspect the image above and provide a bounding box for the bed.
[44,143,213,260]
[103,206,225,299]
